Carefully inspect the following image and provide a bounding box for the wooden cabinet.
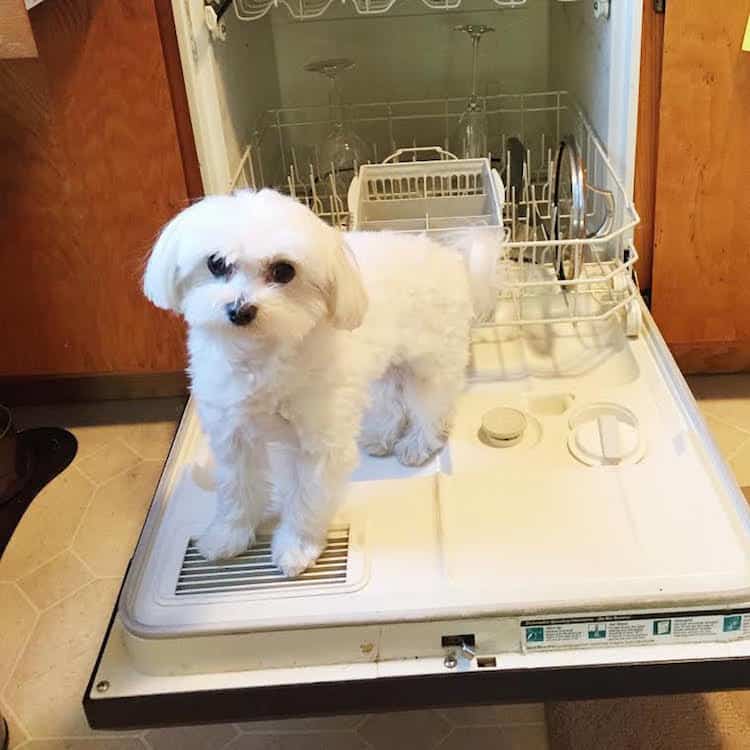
[640,0,750,373]
[0,0,200,393]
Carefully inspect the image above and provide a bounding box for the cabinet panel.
[0,0,192,377]
[651,0,750,372]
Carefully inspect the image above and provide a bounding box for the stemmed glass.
[452,24,494,159]
[304,58,369,197]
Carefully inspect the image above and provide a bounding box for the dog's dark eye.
[269,261,295,285]
[207,254,232,278]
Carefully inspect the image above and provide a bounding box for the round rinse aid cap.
[568,402,644,467]
[480,407,528,448]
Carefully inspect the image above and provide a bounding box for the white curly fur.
[144,189,492,576]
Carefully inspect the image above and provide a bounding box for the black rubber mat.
[0,427,77,557]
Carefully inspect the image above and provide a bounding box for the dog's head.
[143,190,367,348]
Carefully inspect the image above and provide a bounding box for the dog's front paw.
[197,518,254,561]
[394,428,445,467]
[271,527,323,578]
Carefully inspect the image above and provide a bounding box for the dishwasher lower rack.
[347,147,641,334]
[231,90,641,333]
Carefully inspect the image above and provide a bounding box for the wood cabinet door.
[650,0,750,372]
[0,0,199,378]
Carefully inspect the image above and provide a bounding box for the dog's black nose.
[226,302,258,326]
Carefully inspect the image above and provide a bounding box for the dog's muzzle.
[225,300,258,326]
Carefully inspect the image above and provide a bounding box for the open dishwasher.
[85,0,750,728]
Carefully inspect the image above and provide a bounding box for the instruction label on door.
[520,609,750,651]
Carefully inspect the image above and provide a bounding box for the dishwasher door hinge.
[204,0,232,39]
[654,0,665,13]
[592,0,610,20]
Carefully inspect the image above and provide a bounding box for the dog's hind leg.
[359,367,407,457]
[395,360,464,467]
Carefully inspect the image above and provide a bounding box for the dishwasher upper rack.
[209,0,526,26]
[230,92,641,333]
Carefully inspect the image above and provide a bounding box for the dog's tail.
[453,229,503,324]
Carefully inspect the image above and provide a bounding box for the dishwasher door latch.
[442,634,476,670]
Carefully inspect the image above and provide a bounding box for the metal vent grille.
[176,529,349,596]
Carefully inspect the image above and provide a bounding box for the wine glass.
[304,58,370,197]
[452,25,494,159]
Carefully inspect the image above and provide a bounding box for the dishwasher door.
[83,299,750,730]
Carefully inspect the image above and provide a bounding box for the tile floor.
[2,374,750,750]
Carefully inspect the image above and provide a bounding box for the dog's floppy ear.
[327,235,368,330]
[143,217,182,311]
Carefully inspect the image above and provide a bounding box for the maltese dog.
[144,189,496,576]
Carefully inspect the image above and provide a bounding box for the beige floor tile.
[2,696,29,749]
[144,724,238,750]
[78,441,141,485]
[4,578,120,737]
[72,399,183,462]
[226,733,368,750]
[72,425,134,461]
[69,399,183,461]
[688,375,750,431]
[703,415,750,460]
[438,703,545,727]
[21,740,146,750]
[73,461,162,577]
[120,421,178,461]
[730,441,750,488]
[13,404,119,459]
[437,727,504,750]
[500,723,549,749]
[0,584,36,691]
[238,716,366,733]
[0,468,93,581]
[11,403,130,461]
[358,710,450,750]
[17,550,93,610]
[6,649,96,737]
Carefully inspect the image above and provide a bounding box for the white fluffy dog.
[144,189,492,576]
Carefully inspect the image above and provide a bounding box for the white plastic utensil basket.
[348,146,505,235]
